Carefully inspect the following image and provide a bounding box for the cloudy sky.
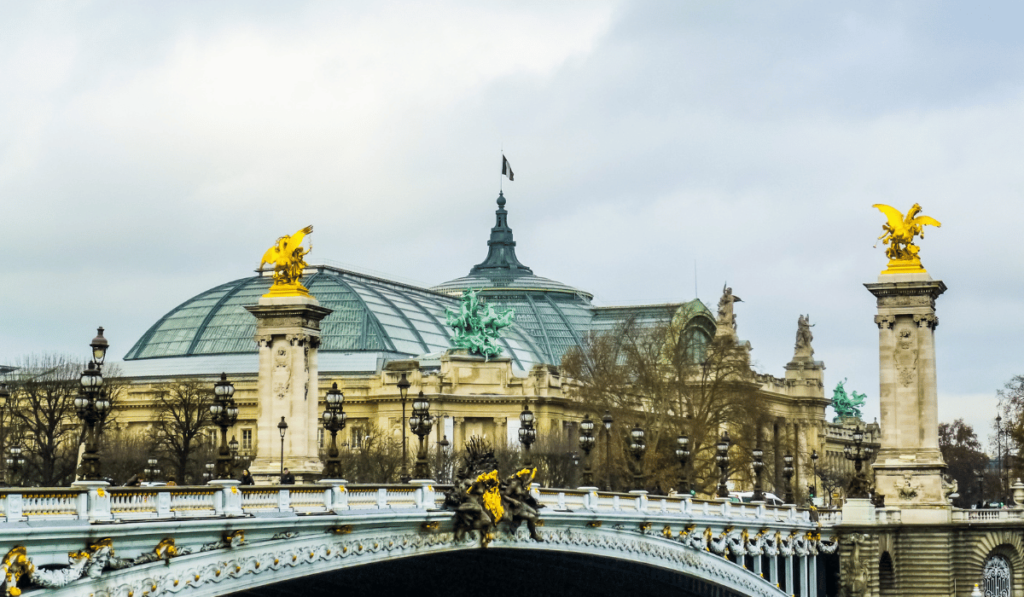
[2,2,1022,444]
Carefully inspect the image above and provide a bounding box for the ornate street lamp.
[321,382,348,480]
[783,453,795,504]
[519,401,537,468]
[277,416,288,478]
[229,436,239,462]
[629,423,646,490]
[5,446,23,487]
[397,373,411,483]
[602,410,613,491]
[209,373,239,480]
[578,414,596,486]
[997,415,1004,498]
[90,327,109,366]
[976,470,985,507]
[75,356,111,482]
[752,443,765,502]
[203,462,215,483]
[675,434,690,495]
[715,431,731,498]
[843,427,874,499]
[409,391,433,479]
[810,449,819,503]
[145,458,160,483]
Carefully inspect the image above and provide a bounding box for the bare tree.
[562,314,768,495]
[815,461,853,508]
[149,380,214,484]
[335,425,405,483]
[98,429,158,486]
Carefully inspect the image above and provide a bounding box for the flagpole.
[500,150,503,192]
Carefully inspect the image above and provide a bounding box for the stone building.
[114,192,861,491]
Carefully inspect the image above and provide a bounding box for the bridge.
[0,482,837,597]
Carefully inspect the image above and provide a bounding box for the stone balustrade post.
[7,494,25,522]
[209,480,242,516]
[317,478,347,512]
[156,491,171,518]
[73,482,112,522]
[409,480,435,509]
[377,488,388,509]
[278,488,292,512]
[629,489,648,512]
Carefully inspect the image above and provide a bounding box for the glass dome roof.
[124,266,547,371]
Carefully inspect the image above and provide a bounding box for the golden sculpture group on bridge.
[873,203,941,274]
[259,225,314,298]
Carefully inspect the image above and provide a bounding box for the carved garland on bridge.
[1,522,835,597]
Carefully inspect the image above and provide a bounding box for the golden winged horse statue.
[259,225,314,297]
[873,204,941,274]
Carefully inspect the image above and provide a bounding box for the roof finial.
[497,191,506,208]
[468,192,533,278]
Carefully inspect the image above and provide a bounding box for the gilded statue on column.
[872,204,941,274]
[259,225,314,298]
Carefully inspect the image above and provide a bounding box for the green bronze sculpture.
[445,289,514,360]
[831,379,866,422]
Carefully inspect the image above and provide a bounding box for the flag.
[502,155,514,181]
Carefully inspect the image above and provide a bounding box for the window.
[318,428,324,449]
[984,555,1011,597]
[207,430,218,446]
[241,429,253,451]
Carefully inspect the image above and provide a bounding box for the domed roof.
[431,192,596,364]
[124,266,546,371]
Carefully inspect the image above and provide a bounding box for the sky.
[2,1,1023,448]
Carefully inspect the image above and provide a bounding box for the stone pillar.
[865,274,949,523]
[770,553,779,586]
[245,295,332,483]
[808,555,818,597]
[453,417,465,452]
[785,554,794,594]
[800,554,809,597]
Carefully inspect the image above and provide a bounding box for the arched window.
[680,326,710,363]
[879,552,895,593]
[983,554,1011,597]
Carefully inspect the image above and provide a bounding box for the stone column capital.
[874,314,896,329]
[913,314,939,329]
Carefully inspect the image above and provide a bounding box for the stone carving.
[259,225,314,297]
[794,314,814,358]
[831,379,866,421]
[873,203,942,273]
[874,314,896,329]
[942,474,958,502]
[914,313,939,329]
[445,289,514,360]
[895,472,921,500]
[716,285,742,333]
[445,437,543,547]
[894,327,918,387]
[839,533,871,597]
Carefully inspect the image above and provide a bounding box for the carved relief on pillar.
[893,323,919,388]
[874,314,896,330]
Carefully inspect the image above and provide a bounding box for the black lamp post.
[5,446,24,487]
[629,423,646,490]
[715,431,731,498]
[976,470,985,506]
[0,383,9,486]
[397,373,411,483]
[810,449,819,503]
[997,415,1004,499]
[229,435,239,465]
[209,373,239,480]
[75,330,111,482]
[843,427,873,499]
[519,401,537,468]
[675,434,690,494]
[752,443,765,502]
[277,416,288,478]
[144,458,160,483]
[204,462,214,483]
[410,391,433,479]
[578,414,596,486]
[321,382,348,480]
[602,410,613,490]
[783,453,795,504]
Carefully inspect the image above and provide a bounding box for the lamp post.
[752,442,765,502]
[976,470,985,507]
[437,434,450,483]
[783,452,795,504]
[810,449,819,504]
[144,458,160,483]
[629,423,646,490]
[675,434,690,495]
[410,392,433,479]
[578,414,596,486]
[519,401,537,468]
[74,361,111,481]
[204,462,214,483]
[397,373,411,483]
[321,382,348,480]
[715,431,731,498]
[229,435,239,469]
[997,415,1004,499]
[277,416,288,479]
[602,410,613,491]
[209,374,239,481]
[0,384,9,486]
[843,427,874,499]
[5,446,23,487]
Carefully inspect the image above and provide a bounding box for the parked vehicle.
[728,491,786,506]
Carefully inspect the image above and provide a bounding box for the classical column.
[453,417,465,452]
[800,554,809,597]
[808,554,818,597]
[865,274,949,521]
[785,554,794,595]
[770,552,779,586]
[245,296,332,483]
[753,553,762,577]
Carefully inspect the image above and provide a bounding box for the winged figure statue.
[873,204,941,272]
[259,225,313,295]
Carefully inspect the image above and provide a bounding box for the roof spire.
[468,192,533,277]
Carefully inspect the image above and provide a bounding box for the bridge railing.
[0,483,823,526]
